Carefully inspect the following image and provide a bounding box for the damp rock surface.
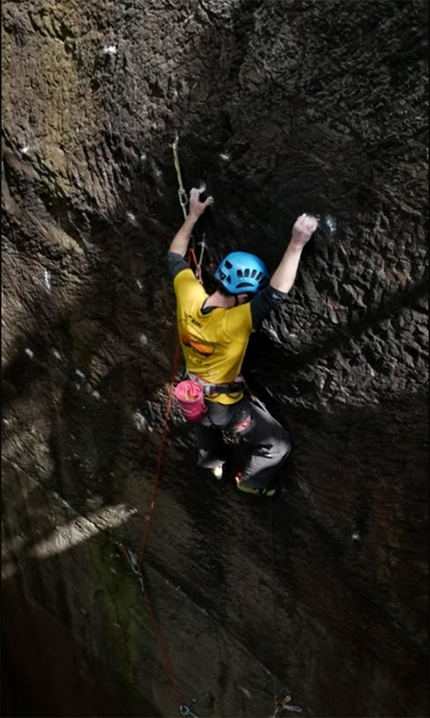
[2,1,428,717]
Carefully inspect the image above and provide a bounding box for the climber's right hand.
[188,187,214,220]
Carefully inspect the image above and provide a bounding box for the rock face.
[2,1,428,716]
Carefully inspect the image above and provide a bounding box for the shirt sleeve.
[250,285,289,327]
[167,251,189,280]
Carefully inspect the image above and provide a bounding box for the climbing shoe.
[235,474,276,496]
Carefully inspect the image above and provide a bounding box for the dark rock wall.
[2,1,428,716]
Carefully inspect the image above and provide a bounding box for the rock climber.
[167,188,318,496]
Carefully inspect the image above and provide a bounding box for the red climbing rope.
[142,586,185,706]
[130,135,205,707]
[128,245,202,709]
[137,341,180,567]
[121,545,185,706]
[137,248,201,567]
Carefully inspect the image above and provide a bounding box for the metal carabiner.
[178,188,188,207]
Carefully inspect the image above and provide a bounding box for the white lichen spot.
[134,410,147,431]
[25,348,34,359]
[92,391,101,400]
[140,333,148,346]
[110,568,117,574]
[352,531,361,541]
[126,211,138,225]
[103,44,117,55]
[136,279,143,290]
[44,268,51,291]
[324,214,337,236]
[75,369,85,380]
[41,444,49,453]
[266,326,280,343]
[140,153,147,163]
[52,349,62,360]
[21,145,29,155]
[3,419,10,426]
[220,152,231,161]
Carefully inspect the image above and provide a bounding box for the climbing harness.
[187,371,245,398]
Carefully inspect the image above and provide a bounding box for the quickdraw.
[179,702,199,717]
[172,134,188,221]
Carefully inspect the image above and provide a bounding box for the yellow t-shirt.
[173,268,253,404]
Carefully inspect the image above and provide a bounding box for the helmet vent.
[244,268,250,277]
[225,260,233,269]
[237,269,243,278]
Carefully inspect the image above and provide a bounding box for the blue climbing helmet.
[214,251,269,295]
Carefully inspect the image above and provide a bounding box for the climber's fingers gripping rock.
[291,213,319,248]
[189,187,214,220]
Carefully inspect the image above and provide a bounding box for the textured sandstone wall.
[2,1,428,716]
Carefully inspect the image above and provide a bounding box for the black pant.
[195,395,292,490]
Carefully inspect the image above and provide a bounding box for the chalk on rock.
[44,268,51,291]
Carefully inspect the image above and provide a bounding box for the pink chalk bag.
[174,380,207,423]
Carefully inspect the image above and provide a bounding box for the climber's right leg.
[194,407,227,473]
